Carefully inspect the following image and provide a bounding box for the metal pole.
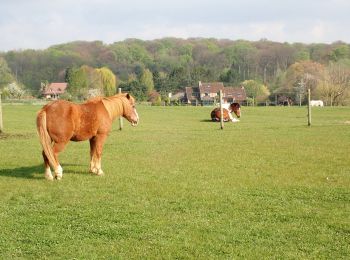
[219,90,224,130]
[0,92,3,133]
[118,88,123,130]
[307,88,311,126]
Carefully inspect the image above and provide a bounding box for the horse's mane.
[85,93,126,103]
[93,94,133,120]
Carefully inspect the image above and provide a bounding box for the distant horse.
[278,96,293,106]
[310,100,324,107]
[211,103,241,122]
[36,93,139,180]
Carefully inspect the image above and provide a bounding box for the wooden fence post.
[0,92,3,133]
[219,90,224,130]
[307,88,311,126]
[118,88,123,130]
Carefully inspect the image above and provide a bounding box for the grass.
[0,104,349,259]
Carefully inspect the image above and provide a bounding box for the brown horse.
[36,93,139,180]
[211,102,241,122]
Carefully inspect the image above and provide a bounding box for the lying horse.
[211,103,241,122]
[36,93,139,180]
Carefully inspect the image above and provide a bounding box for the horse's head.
[123,93,139,126]
[230,103,241,118]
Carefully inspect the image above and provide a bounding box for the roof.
[198,82,224,95]
[42,83,68,95]
[183,81,247,103]
[224,87,247,101]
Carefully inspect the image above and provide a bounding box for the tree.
[295,50,310,61]
[0,57,14,88]
[139,68,154,95]
[65,65,117,98]
[96,67,117,96]
[2,38,350,102]
[2,82,25,99]
[223,41,257,83]
[65,67,89,98]
[279,61,324,103]
[330,44,350,62]
[318,61,350,105]
[241,80,270,105]
[120,74,147,101]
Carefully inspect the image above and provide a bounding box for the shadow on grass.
[0,132,35,140]
[0,163,88,179]
[0,164,43,179]
[200,119,215,122]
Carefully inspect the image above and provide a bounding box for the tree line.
[0,38,350,105]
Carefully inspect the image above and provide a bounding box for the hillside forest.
[1,38,350,105]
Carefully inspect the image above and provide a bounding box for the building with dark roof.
[184,81,246,105]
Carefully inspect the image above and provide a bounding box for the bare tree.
[318,62,350,106]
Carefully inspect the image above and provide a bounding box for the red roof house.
[42,83,68,99]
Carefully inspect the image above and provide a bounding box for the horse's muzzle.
[130,109,139,126]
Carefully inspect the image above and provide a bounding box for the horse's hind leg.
[42,151,53,181]
[53,142,66,180]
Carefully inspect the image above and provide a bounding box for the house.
[41,83,68,99]
[184,81,246,105]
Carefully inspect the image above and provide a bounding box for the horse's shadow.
[0,164,43,179]
[0,163,87,179]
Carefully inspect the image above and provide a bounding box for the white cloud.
[0,0,349,51]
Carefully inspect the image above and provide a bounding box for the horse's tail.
[36,110,58,169]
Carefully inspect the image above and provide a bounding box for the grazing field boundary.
[0,105,349,259]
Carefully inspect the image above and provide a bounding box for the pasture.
[0,104,349,259]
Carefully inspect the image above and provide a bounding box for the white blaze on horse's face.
[125,94,139,126]
[236,108,241,118]
[131,105,139,127]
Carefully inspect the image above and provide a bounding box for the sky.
[1,0,349,51]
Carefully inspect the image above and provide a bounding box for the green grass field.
[0,104,349,259]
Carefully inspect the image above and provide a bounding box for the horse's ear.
[126,93,130,99]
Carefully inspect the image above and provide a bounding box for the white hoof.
[97,169,104,176]
[54,165,63,180]
[45,174,54,181]
[45,168,53,181]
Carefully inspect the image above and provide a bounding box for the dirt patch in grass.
[0,132,35,140]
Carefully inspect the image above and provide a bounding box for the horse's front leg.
[89,137,97,173]
[90,134,107,176]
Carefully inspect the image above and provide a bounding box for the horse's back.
[40,99,113,142]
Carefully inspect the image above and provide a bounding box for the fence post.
[219,90,224,130]
[307,88,311,126]
[118,88,123,130]
[0,92,3,133]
